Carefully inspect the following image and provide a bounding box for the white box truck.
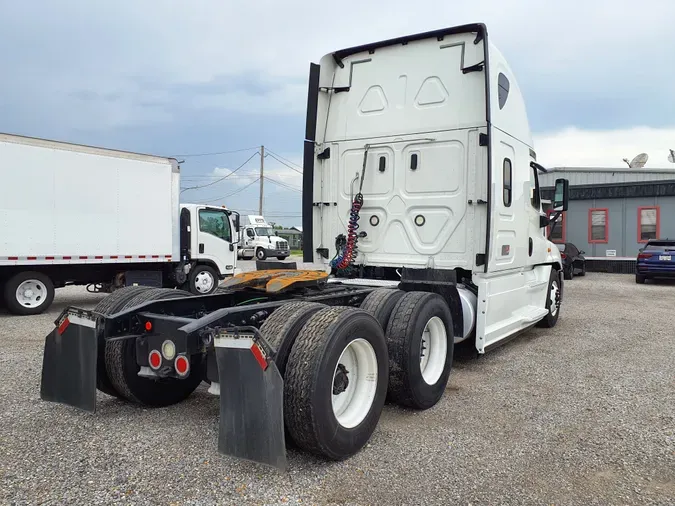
[237,215,291,260]
[0,133,240,315]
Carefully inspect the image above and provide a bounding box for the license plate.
[659,255,671,261]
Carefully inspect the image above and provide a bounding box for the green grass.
[290,249,303,257]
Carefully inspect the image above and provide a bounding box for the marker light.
[161,340,176,360]
[175,355,190,376]
[149,350,162,370]
[145,321,153,332]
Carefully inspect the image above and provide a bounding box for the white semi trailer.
[0,133,240,314]
[39,24,569,471]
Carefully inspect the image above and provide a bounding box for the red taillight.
[145,321,153,332]
[560,252,566,259]
[149,350,162,370]
[175,355,190,376]
[638,253,652,259]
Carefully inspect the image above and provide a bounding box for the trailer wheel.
[3,271,55,316]
[284,306,388,460]
[359,288,405,330]
[188,264,219,295]
[385,291,454,410]
[536,268,561,328]
[94,285,157,398]
[259,301,326,376]
[104,287,205,406]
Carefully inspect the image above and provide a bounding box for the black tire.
[385,291,454,410]
[256,248,267,260]
[536,268,561,328]
[284,306,388,460]
[636,274,646,284]
[577,262,586,276]
[104,288,205,406]
[563,265,573,280]
[259,301,326,376]
[359,288,405,330]
[187,264,219,295]
[94,285,156,398]
[3,271,55,315]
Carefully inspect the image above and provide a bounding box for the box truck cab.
[179,203,239,293]
[237,215,290,260]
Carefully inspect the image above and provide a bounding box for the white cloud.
[2,0,674,131]
[534,126,675,168]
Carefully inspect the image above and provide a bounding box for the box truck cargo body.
[0,133,239,315]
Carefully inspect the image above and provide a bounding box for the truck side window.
[247,229,255,238]
[198,209,231,242]
[503,158,512,207]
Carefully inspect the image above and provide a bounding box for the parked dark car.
[636,239,675,284]
[556,243,586,280]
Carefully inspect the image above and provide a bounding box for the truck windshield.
[255,227,275,237]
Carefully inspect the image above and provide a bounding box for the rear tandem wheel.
[283,306,389,460]
[384,291,455,410]
[95,286,206,406]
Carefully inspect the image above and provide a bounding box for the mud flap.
[214,327,287,471]
[40,308,98,413]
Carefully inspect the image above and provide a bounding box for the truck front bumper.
[264,248,290,257]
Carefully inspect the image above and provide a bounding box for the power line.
[266,149,303,169]
[181,170,260,181]
[263,175,302,193]
[190,178,261,204]
[180,152,259,193]
[265,151,303,175]
[172,146,260,158]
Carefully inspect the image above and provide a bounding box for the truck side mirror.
[234,214,240,232]
[553,178,569,212]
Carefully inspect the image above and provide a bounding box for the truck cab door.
[526,162,547,264]
[194,207,236,276]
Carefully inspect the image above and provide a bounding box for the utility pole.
[259,145,264,215]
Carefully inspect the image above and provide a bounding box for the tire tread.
[359,288,405,329]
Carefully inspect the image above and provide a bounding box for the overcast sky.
[2,1,674,226]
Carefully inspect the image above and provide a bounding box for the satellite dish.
[668,149,675,164]
[623,153,649,168]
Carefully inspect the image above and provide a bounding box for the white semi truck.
[39,24,569,471]
[237,215,291,260]
[0,133,240,315]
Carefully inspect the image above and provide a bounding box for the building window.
[638,206,659,243]
[588,208,609,243]
[547,210,565,243]
[503,158,512,207]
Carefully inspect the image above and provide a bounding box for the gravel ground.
[1,264,674,505]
